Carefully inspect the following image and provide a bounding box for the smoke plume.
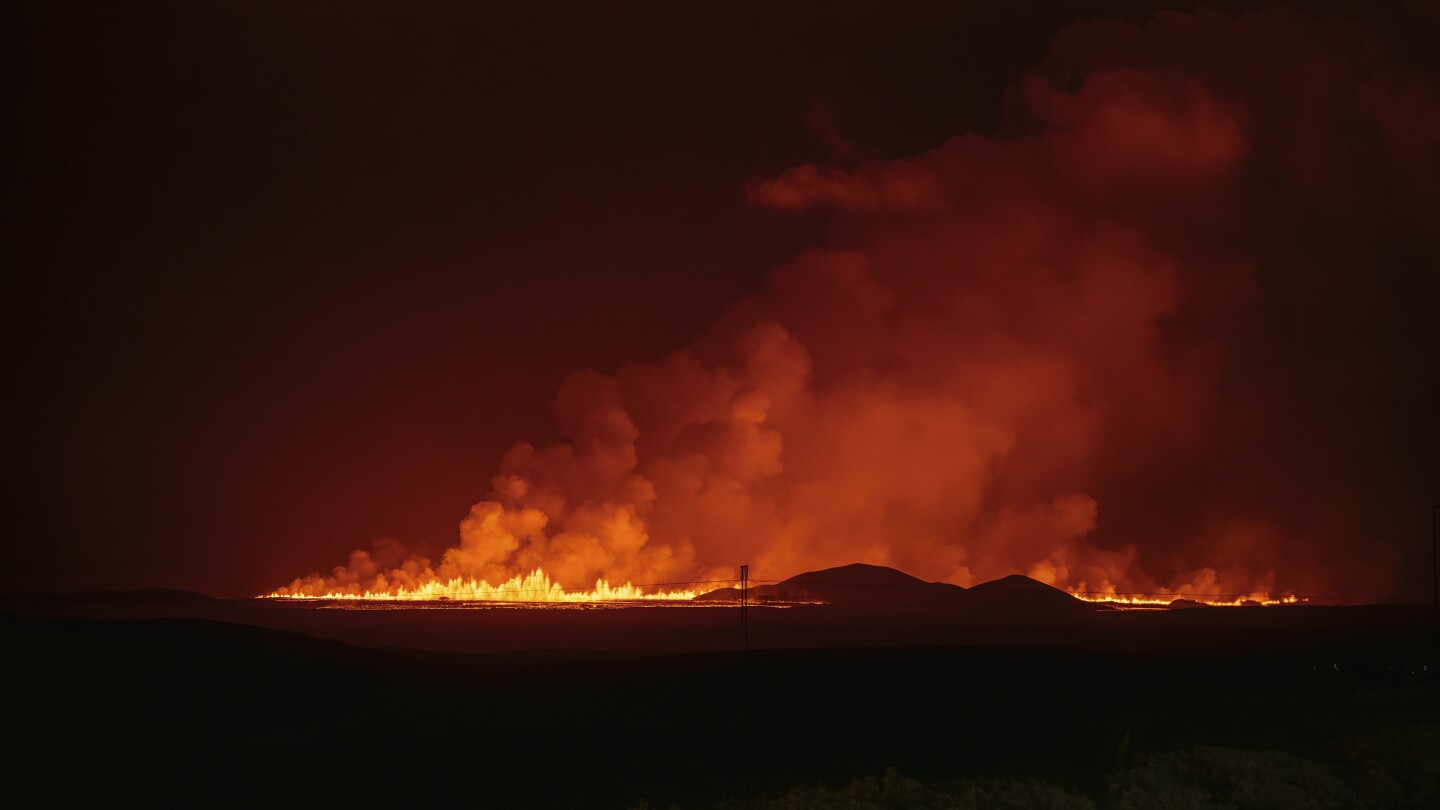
[278,9,1439,599]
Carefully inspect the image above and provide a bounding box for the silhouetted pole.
[1432,505,1438,642]
[740,564,749,652]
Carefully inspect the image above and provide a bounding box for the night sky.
[9,1,1439,599]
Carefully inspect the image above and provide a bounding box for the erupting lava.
[262,568,704,602]
[262,10,1434,608]
[1068,590,1298,608]
[261,564,1298,608]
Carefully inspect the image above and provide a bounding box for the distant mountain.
[964,574,1094,618]
[695,563,1093,619]
[971,574,1067,594]
[785,563,949,589]
[778,563,960,608]
[696,562,963,606]
[1,587,217,604]
[0,587,221,622]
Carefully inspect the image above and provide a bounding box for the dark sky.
[8,1,1439,597]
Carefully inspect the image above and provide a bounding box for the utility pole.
[1432,505,1438,642]
[740,564,749,652]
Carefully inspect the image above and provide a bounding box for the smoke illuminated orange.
[258,17,1427,607]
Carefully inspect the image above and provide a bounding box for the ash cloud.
[280,9,1439,599]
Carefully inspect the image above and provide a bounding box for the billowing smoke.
[279,9,1439,599]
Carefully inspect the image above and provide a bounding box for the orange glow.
[261,568,703,602]
[1068,588,1299,607]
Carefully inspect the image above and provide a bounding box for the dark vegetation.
[3,593,1436,808]
[671,741,1440,810]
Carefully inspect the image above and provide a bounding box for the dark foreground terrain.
[3,587,1437,808]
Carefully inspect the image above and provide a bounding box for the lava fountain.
[261,10,1432,608]
[262,568,707,602]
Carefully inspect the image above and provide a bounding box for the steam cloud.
[279,9,1439,599]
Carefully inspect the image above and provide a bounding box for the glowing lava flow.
[261,564,1298,607]
[1068,589,1299,607]
[261,568,703,602]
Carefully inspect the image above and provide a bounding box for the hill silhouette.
[1,588,217,604]
[696,563,1094,619]
[696,562,961,606]
[971,574,1067,593]
[786,563,945,589]
[0,588,221,622]
[965,574,1095,619]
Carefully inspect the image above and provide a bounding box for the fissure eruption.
[268,9,1438,606]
